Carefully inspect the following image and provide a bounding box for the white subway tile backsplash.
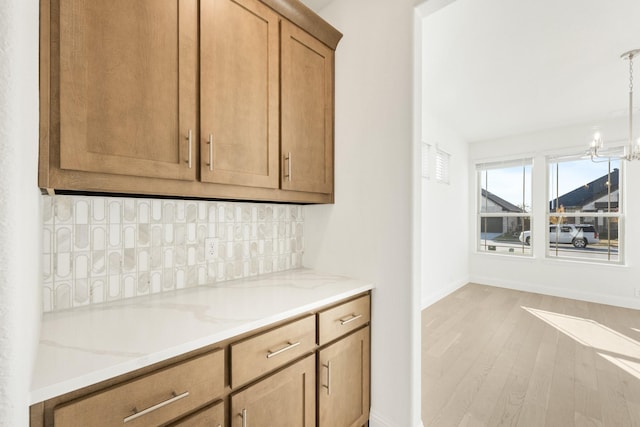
[75,200,89,225]
[55,197,73,223]
[55,283,72,310]
[90,279,105,304]
[42,195,305,312]
[75,225,89,250]
[92,199,106,223]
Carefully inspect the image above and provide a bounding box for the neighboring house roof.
[550,168,619,211]
[481,189,524,213]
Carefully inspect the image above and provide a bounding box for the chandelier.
[589,48,640,162]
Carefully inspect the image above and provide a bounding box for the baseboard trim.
[369,410,394,427]
[469,275,640,310]
[421,278,468,309]
[369,410,425,427]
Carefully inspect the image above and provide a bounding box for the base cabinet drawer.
[230,354,316,427]
[230,314,316,388]
[318,295,370,346]
[169,400,224,427]
[318,326,370,427]
[53,349,225,427]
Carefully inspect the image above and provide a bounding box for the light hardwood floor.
[422,284,640,427]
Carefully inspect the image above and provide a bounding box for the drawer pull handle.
[266,341,300,359]
[340,314,363,325]
[208,133,213,171]
[123,391,189,423]
[322,361,332,395]
[241,408,247,427]
[284,152,292,181]
[186,129,193,169]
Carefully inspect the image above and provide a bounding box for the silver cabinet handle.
[266,341,300,359]
[186,129,193,169]
[208,133,213,171]
[123,391,189,423]
[284,152,292,181]
[241,408,247,427]
[322,361,331,395]
[340,314,363,325]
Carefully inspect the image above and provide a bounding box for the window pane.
[478,215,531,255]
[547,156,621,263]
[546,216,619,262]
[477,159,533,257]
[479,163,532,214]
[548,158,620,214]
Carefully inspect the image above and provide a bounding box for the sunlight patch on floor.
[522,306,640,379]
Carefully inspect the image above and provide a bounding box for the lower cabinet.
[318,327,370,427]
[231,354,316,427]
[31,292,370,427]
[169,400,224,427]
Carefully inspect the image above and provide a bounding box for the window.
[547,155,622,262]
[477,159,532,255]
[435,148,450,184]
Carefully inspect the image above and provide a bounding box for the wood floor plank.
[423,287,524,424]
[422,284,640,427]
[516,297,559,426]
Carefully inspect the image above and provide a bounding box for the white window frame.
[435,148,450,184]
[476,158,533,256]
[546,153,624,264]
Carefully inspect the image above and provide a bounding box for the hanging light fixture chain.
[629,52,634,93]
[621,49,640,159]
[588,49,640,162]
[630,51,634,158]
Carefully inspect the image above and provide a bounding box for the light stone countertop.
[30,268,373,404]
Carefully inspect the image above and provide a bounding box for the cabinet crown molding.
[260,0,343,49]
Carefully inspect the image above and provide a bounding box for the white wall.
[304,0,424,426]
[468,118,640,309]
[421,112,469,308]
[0,0,42,425]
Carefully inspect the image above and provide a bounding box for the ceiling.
[422,0,640,143]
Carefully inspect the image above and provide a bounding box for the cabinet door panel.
[318,327,370,427]
[281,21,334,194]
[231,354,315,427]
[170,400,224,427]
[200,0,280,188]
[58,0,197,181]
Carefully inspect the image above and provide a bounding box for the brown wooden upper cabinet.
[281,20,334,194]
[56,0,198,182]
[200,0,280,189]
[40,0,342,203]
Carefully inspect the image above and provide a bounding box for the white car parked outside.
[519,224,599,248]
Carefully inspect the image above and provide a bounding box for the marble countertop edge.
[30,270,373,404]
